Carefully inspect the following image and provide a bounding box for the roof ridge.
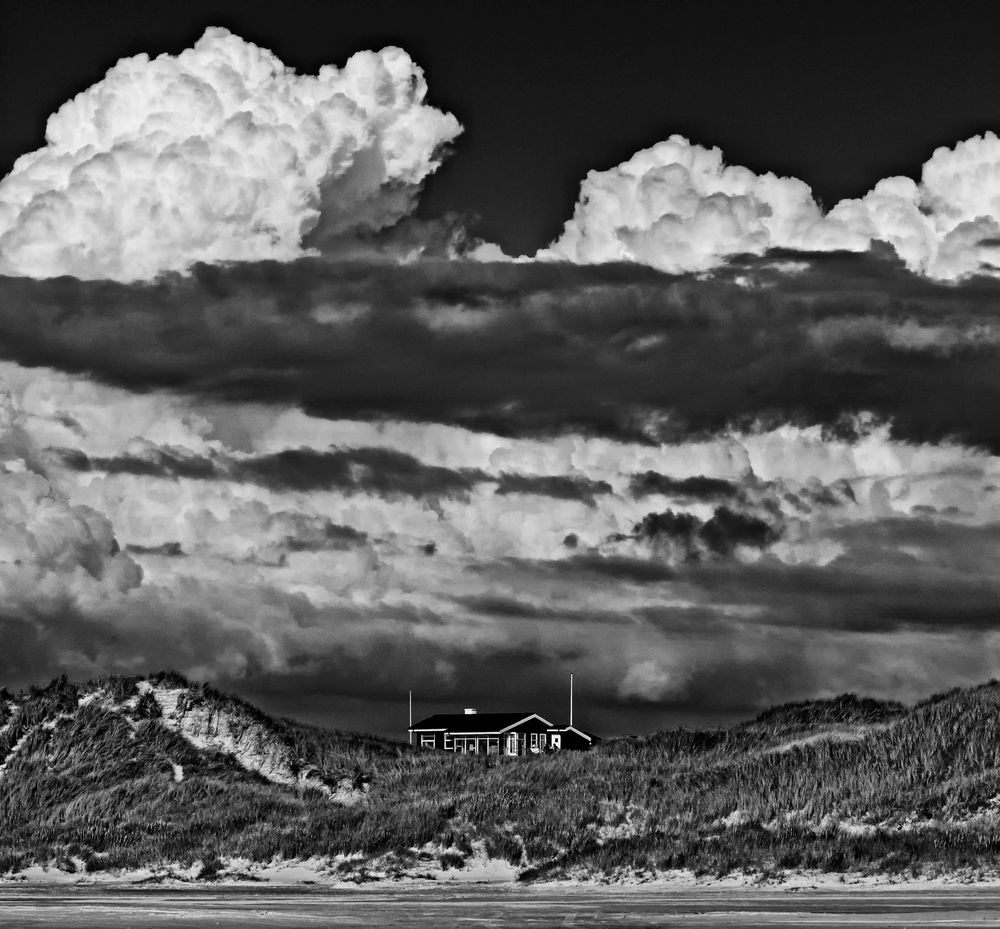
[409,710,552,728]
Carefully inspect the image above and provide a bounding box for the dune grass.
[2,675,1000,879]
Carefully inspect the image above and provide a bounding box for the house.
[408,707,597,755]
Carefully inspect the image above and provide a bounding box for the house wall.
[560,729,594,750]
[413,718,595,754]
[504,719,555,755]
[415,731,443,750]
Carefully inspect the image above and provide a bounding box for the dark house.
[409,708,596,755]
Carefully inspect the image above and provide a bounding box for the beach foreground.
[4,886,1000,928]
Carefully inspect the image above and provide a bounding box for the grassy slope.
[4,675,1000,879]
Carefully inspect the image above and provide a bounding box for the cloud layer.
[4,251,1000,450]
[545,133,1000,280]
[0,346,992,733]
[1,238,999,731]
[0,28,461,281]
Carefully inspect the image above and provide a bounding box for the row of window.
[453,736,500,754]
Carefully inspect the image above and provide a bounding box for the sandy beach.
[5,884,1000,928]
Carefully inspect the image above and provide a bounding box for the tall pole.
[408,690,413,745]
[570,672,574,728]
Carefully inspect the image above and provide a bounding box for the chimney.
[464,707,477,715]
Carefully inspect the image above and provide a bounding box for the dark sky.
[4,1,1000,255]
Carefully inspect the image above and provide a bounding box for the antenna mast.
[570,672,574,728]
[408,690,413,745]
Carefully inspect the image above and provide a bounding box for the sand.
[4,885,1000,928]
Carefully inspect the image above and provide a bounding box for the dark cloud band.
[6,248,1000,449]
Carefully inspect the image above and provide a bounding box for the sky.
[4,3,1000,737]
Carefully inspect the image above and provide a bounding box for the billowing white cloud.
[545,132,1000,280]
[8,26,1000,284]
[0,28,461,281]
[542,135,862,272]
[826,134,1000,280]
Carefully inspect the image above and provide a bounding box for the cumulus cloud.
[0,27,461,280]
[8,26,1000,287]
[0,469,136,586]
[545,132,1000,280]
[826,135,1000,280]
[544,135,859,272]
[0,394,141,615]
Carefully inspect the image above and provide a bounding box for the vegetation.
[3,675,1000,881]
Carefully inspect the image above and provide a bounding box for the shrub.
[198,850,223,880]
[134,692,161,720]
[84,853,109,873]
[438,851,466,870]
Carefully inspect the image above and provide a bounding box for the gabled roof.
[546,724,595,742]
[410,712,552,733]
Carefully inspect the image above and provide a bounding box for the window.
[550,734,561,750]
[420,734,435,748]
[530,732,540,751]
